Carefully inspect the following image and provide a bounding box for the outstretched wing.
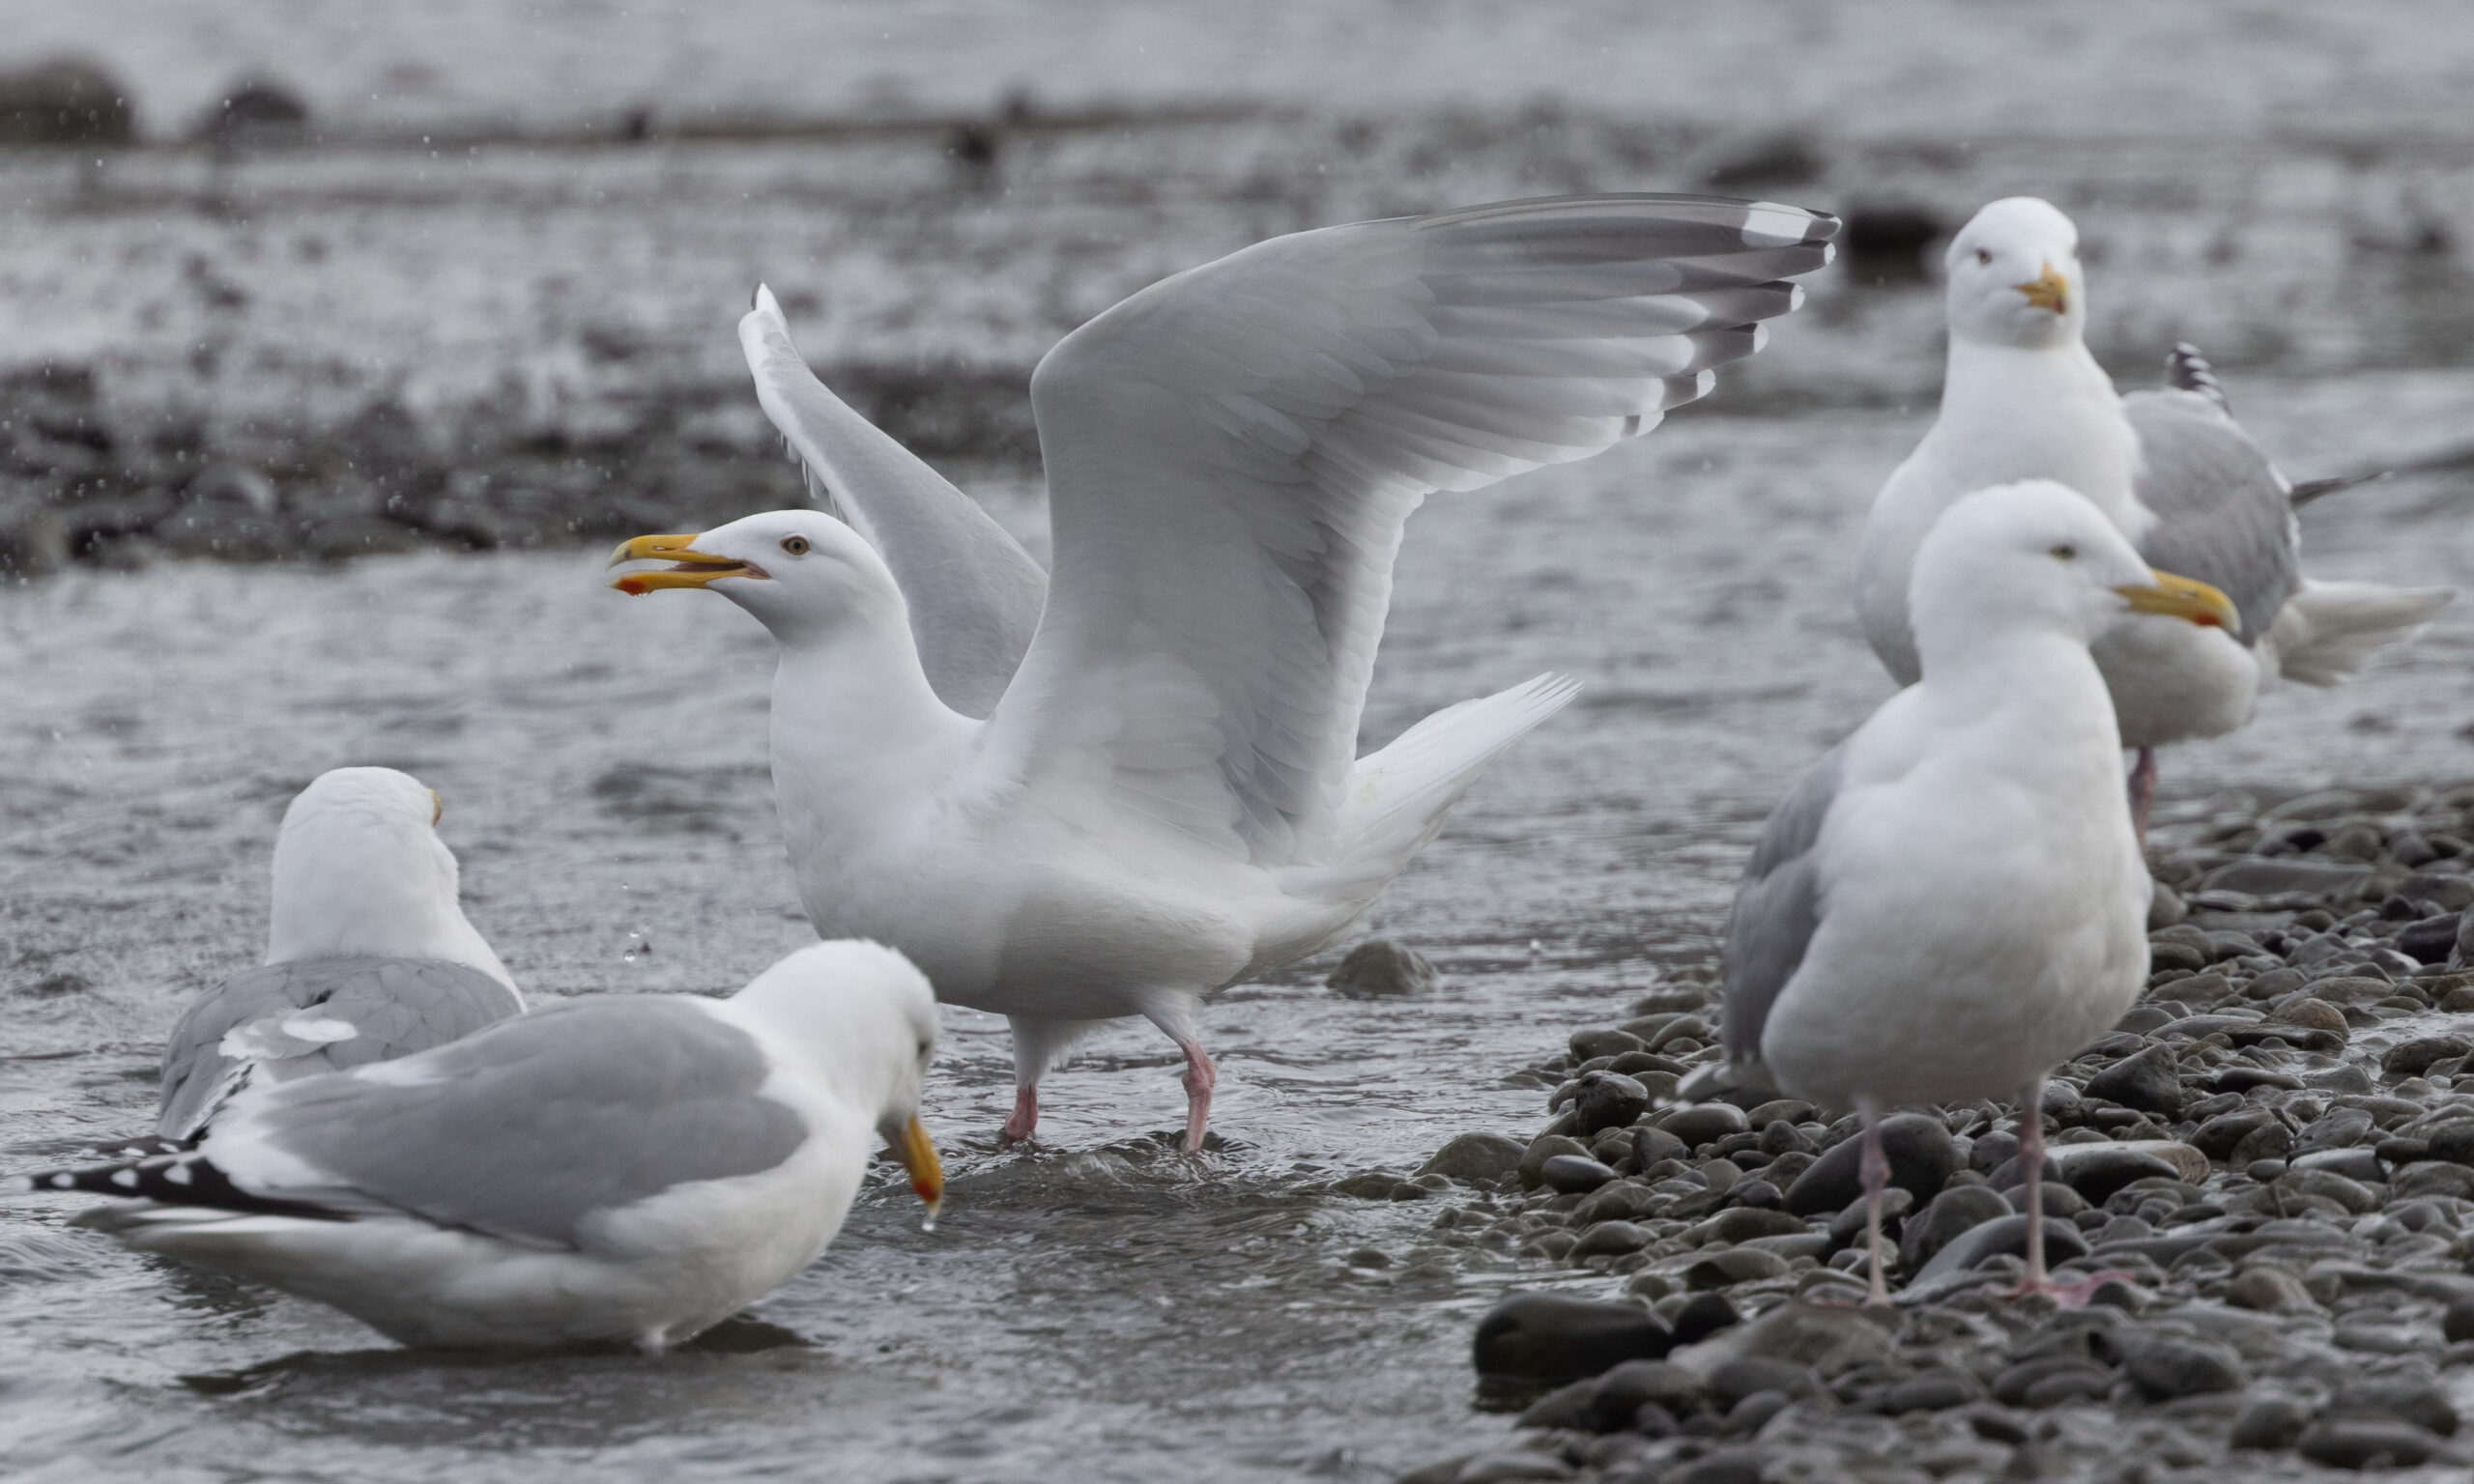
[158,957,522,1142]
[2124,386,2302,646]
[740,287,1049,719]
[977,194,1837,868]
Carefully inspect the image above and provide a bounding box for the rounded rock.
[1419,1131,1527,1184]
[2297,1418,2451,1470]
[2229,1396,2311,1451]
[1474,1292,1675,1384]
[1571,1221,1654,1259]
[2123,1337,2244,1399]
[1656,1102,1750,1148]
[1880,1368,1982,1413]
[1540,1155,1620,1195]
[1667,1292,1743,1345]
[1901,1184,2016,1272]
[1517,1134,1593,1190]
[1571,1071,1652,1136]
[1325,937,1438,995]
[1782,1113,1959,1215]
[2082,1043,2184,1117]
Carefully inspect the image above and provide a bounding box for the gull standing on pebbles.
[156,766,523,1142]
[1683,480,2240,1304]
[1856,197,2451,835]
[615,193,1839,1152]
[13,941,943,1354]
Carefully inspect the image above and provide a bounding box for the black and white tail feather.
[2169,341,2391,509]
[4,1149,344,1222]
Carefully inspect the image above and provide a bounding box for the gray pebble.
[1901,1185,2014,1272]
[1539,1155,1618,1194]
[1324,937,1438,995]
[2229,1395,2312,1450]
[1913,1214,2089,1282]
[2297,1417,2456,1470]
[1781,1113,1957,1215]
[1419,1132,1527,1184]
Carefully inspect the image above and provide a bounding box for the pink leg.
[1001,1084,1039,1146]
[1858,1112,1891,1307]
[1178,1040,1216,1155]
[2004,1082,2135,1306]
[2128,747,2157,844]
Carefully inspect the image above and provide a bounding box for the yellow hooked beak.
[429,789,443,826]
[2015,262,2070,315]
[2116,568,2240,633]
[607,533,761,594]
[891,1114,944,1228]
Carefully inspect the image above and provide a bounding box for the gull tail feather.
[1318,673,1581,896]
[2265,579,2454,688]
[5,1151,340,1221]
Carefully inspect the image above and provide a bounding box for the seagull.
[156,766,523,1142]
[13,940,943,1354]
[1686,480,2240,1305]
[616,193,1840,1152]
[1855,197,2451,835]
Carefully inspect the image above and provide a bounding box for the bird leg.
[1178,1039,1217,1155]
[2128,747,2158,843]
[1858,1108,1891,1307]
[1001,1084,1039,1146]
[2003,1083,2135,1307]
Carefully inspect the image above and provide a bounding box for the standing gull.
[13,941,943,1354]
[1685,480,2240,1303]
[1856,197,2451,833]
[616,193,1839,1151]
[156,766,523,1142]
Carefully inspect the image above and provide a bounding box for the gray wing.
[1720,743,1845,1068]
[2124,386,2301,646]
[213,996,807,1249]
[740,286,1049,719]
[158,957,522,1142]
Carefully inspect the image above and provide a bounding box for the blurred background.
[3,7,2473,1482]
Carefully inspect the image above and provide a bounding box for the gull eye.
[781,535,811,556]
[2050,543,2078,560]
[1974,247,1993,267]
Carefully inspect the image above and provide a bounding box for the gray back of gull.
[2124,387,2301,646]
[1721,743,1845,1070]
[158,957,522,1141]
[237,996,809,1248]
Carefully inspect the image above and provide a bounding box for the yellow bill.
[607,533,754,594]
[891,1114,944,1229]
[2115,568,2240,633]
[2014,262,2069,315]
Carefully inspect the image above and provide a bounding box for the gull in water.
[1856,197,2451,835]
[1684,480,2240,1304]
[156,766,523,1142]
[616,193,1839,1151]
[14,941,943,1354]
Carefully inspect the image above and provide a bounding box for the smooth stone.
[2296,1418,2455,1470]
[2202,858,2375,897]
[2427,1122,2474,1165]
[2333,1379,2460,1437]
[1667,1298,1893,1378]
[1540,1155,1620,1195]
[1781,1114,1958,1216]
[1913,1215,2090,1282]
[1569,1026,1649,1061]
[1474,1292,1676,1383]
[1827,1185,1913,1250]
[1971,1128,2021,1174]
[1420,1132,1527,1184]
[2053,1149,2181,1206]
[1993,1357,2115,1409]
[1572,1221,1655,1259]
[1723,1389,1791,1436]
[2224,1266,2319,1313]
[1901,1185,2016,1273]
[1326,937,1439,995]
[1518,1135,1593,1191]
[1666,1292,1743,1346]
[1573,1181,1662,1226]
[2122,1337,2244,1399]
[1456,1451,1579,1482]
[2446,1296,2474,1344]
[2007,1182,2086,1218]
[2229,1121,2297,1165]
[1513,1377,1598,1431]
[1656,1103,1750,1148]
[1669,1453,1765,1484]
[1685,1247,1788,1289]
[1631,1127,1689,1169]
[1587,1359,1704,1431]
[2384,1035,2474,1077]
[1706,1207,1808,1243]
[2291,1146,2383,1183]
[2193,1109,2279,1159]
[2229,1396,2312,1450]
[1983,1152,2061,1192]
[1709,1356,1816,1408]
[1571,1071,1652,1136]
[2083,1043,2184,1116]
[2398,912,2462,965]
[1880,1368,1983,1413]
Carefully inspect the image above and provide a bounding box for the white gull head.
[266,766,516,990]
[1942,197,2086,351]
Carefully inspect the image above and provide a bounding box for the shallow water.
[1,385,2469,1479]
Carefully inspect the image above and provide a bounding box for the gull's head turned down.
[267,766,513,986]
[609,510,906,644]
[1908,478,2238,671]
[1942,197,2085,350]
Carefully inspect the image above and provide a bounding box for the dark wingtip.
[2166,342,2230,414]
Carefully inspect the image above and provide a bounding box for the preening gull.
[1684,480,2240,1304]
[13,940,942,1354]
[1855,197,2452,831]
[618,193,1840,1151]
[157,766,523,1142]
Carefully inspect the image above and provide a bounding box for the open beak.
[889,1114,944,1229]
[2014,263,2070,315]
[607,533,762,594]
[2116,568,2240,633]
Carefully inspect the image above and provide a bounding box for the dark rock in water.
[1912,1214,2088,1282]
[1325,938,1437,995]
[1879,1368,1983,1413]
[1655,1102,1748,1148]
[197,78,310,144]
[1569,1026,1647,1060]
[1840,201,1945,284]
[1666,1292,1743,1346]
[2398,912,2462,964]
[1571,1071,1650,1135]
[1572,1220,1654,1259]
[2122,1337,2244,1398]
[1517,1134,1592,1190]
[2229,1395,2312,1450]
[1418,1132,1525,1184]
[1588,1359,1704,1430]
[1902,1185,2016,1272]
[2384,1035,2474,1077]
[1783,1113,1957,1215]
[2297,1417,2456,1469]
[2056,1149,2180,1205]
[1539,1155,1618,1194]
[1709,1356,1817,1407]
[1513,1376,1597,1430]
[2333,1380,2460,1437]
[1474,1292,1674,1384]
[1700,129,1826,189]
[2083,1044,2183,1116]
[0,59,132,146]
